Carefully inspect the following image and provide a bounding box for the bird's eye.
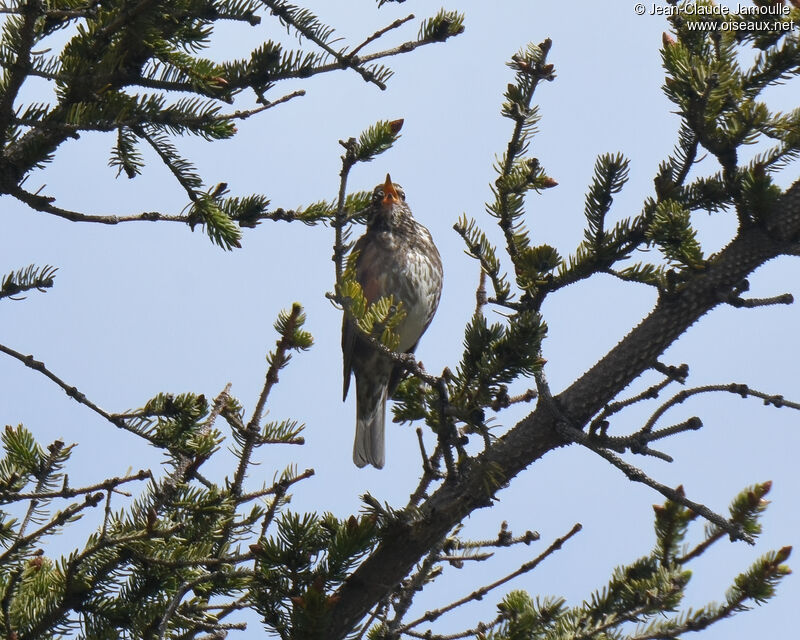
[397,187,406,201]
[372,189,384,202]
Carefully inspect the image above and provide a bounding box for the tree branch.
[399,523,581,635]
[322,179,800,639]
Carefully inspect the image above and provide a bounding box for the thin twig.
[333,139,357,286]
[349,14,415,58]
[10,185,186,224]
[533,371,752,542]
[404,613,506,640]
[386,540,447,633]
[408,442,443,506]
[0,0,38,147]
[157,569,253,640]
[0,342,135,433]
[594,416,704,463]
[0,493,104,565]
[17,440,66,538]
[205,384,232,432]
[10,184,310,227]
[263,0,389,89]
[436,375,460,478]
[642,382,800,433]
[474,269,488,315]
[231,305,304,501]
[590,376,675,433]
[258,469,313,539]
[212,89,306,121]
[677,530,725,565]
[237,468,314,504]
[139,128,200,202]
[559,422,752,544]
[415,427,434,475]
[457,527,540,550]
[100,488,113,539]
[725,291,794,308]
[353,602,383,640]
[0,469,151,502]
[399,523,582,634]
[265,30,461,86]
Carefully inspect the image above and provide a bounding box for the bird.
[342,174,443,469]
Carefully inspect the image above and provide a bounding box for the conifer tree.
[1,1,798,639]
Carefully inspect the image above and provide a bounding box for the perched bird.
[342,174,443,469]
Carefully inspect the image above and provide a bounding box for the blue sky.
[2,1,799,637]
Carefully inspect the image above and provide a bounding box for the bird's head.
[368,173,411,230]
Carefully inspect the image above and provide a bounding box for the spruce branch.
[0,492,103,566]
[560,420,751,543]
[457,522,540,550]
[334,137,358,286]
[157,568,254,640]
[262,0,388,89]
[673,127,700,190]
[582,152,630,253]
[385,538,447,634]
[7,183,319,227]
[398,523,581,636]
[258,7,463,89]
[0,469,151,502]
[233,303,311,499]
[38,522,187,640]
[216,88,305,119]
[628,548,791,640]
[237,468,313,505]
[0,342,134,434]
[494,40,554,265]
[453,215,512,305]
[678,481,773,565]
[16,438,70,539]
[474,268,488,315]
[590,376,675,435]
[348,13,415,59]
[258,467,304,538]
[323,44,800,637]
[0,264,57,301]
[408,436,444,507]
[0,0,39,148]
[642,382,800,434]
[247,18,462,86]
[332,119,403,285]
[138,127,204,201]
[1,2,461,255]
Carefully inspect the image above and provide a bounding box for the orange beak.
[382,173,400,206]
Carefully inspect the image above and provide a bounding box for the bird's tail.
[353,379,387,469]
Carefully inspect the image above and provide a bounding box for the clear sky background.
[2,1,799,638]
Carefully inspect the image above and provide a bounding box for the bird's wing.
[342,235,373,401]
[342,314,356,401]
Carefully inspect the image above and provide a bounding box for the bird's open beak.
[382,173,400,206]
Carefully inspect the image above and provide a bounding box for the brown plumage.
[342,174,443,469]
